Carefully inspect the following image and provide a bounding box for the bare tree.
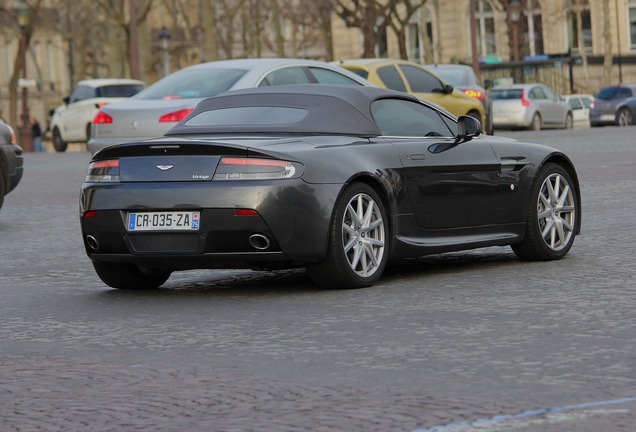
[4,0,42,131]
[98,0,155,81]
[386,0,427,60]
[335,0,392,58]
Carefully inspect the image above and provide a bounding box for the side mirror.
[444,84,454,94]
[63,96,70,105]
[456,115,482,142]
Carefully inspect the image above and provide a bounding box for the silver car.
[491,83,572,130]
[88,58,373,154]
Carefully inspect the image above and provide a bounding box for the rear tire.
[92,261,171,289]
[85,123,92,142]
[0,170,5,211]
[617,108,632,126]
[52,127,68,152]
[511,163,579,261]
[564,113,573,129]
[307,183,389,289]
[530,114,541,131]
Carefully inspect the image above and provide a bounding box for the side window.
[542,86,557,101]
[529,87,547,99]
[371,98,455,137]
[581,97,591,108]
[568,98,583,110]
[261,67,311,86]
[398,64,444,93]
[69,85,87,103]
[309,67,363,85]
[376,66,407,92]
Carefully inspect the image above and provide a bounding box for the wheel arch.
[337,172,396,251]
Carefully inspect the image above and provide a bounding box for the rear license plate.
[599,114,615,121]
[127,211,200,231]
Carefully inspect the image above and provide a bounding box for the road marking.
[410,395,636,431]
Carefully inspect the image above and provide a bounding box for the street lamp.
[159,26,171,77]
[508,0,522,84]
[16,0,32,152]
[509,0,522,62]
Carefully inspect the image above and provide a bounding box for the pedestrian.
[31,117,44,152]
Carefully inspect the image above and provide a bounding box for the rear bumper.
[80,180,342,268]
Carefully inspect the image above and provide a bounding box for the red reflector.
[236,209,259,216]
[91,160,119,168]
[93,111,113,124]
[159,108,193,123]
[221,157,289,167]
[84,211,98,219]
[521,90,530,107]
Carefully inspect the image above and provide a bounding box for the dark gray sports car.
[80,85,581,290]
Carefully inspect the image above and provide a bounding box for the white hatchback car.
[49,78,145,152]
[491,83,572,130]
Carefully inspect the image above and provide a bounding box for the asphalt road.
[1,127,635,432]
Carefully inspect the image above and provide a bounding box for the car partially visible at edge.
[0,120,24,211]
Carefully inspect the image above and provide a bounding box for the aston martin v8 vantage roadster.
[80,85,581,290]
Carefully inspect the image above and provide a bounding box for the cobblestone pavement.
[1,128,635,431]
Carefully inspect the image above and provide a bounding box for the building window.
[524,0,544,56]
[474,0,496,57]
[630,5,636,50]
[408,22,420,60]
[567,0,592,52]
[406,6,435,63]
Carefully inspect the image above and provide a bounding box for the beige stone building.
[2,0,636,142]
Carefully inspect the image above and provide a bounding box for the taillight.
[85,159,120,182]
[464,89,484,100]
[159,109,193,123]
[93,111,113,124]
[213,157,303,180]
[590,100,595,109]
[521,90,530,107]
[95,102,107,109]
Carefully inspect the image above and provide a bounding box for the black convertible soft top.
[165,84,421,137]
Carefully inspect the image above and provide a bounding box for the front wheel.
[617,108,632,126]
[52,127,68,152]
[307,183,389,289]
[92,261,171,289]
[511,163,579,261]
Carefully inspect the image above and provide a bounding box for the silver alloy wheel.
[618,109,631,126]
[536,173,576,251]
[341,192,385,278]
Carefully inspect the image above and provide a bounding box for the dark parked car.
[80,85,581,290]
[0,120,24,211]
[589,84,636,127]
